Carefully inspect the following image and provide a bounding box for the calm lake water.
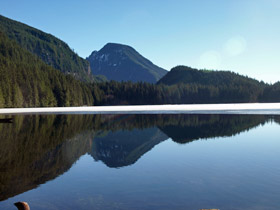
[0,114,279,210]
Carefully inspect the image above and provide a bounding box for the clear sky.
[1,0,279,83]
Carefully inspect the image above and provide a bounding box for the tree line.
[92,80,280,106]
[0,31,279,108]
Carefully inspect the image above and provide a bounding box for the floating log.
[0,118,13,123]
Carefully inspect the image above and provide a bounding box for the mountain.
[87,43,167,83]
[157,65,266,87]
[0,31,94,107]
[0,15,94,82]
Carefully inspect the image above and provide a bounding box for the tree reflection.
[0,114,275,201]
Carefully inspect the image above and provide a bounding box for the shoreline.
[0,103,280,115]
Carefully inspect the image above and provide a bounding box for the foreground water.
[0,114,279,210]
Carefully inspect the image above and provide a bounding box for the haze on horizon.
[1,0,279,83]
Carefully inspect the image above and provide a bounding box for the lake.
[0,114,279,210]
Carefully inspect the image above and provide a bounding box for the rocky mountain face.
[87,43,167,83]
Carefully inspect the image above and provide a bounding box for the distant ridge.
[157,65,265,87]
[87,43,167,83]
[0,15,94,82]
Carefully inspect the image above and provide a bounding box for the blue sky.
[1,0,279,83]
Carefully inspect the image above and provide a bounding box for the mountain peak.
[87,43,167,83]
[103,42,131,48]
[99,43,137,56]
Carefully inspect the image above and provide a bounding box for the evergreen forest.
[0,15,279,108]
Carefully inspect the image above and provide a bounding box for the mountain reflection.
[90,128,167,168]
[0,114,273,201]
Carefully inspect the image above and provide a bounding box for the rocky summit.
[87,43,167,83]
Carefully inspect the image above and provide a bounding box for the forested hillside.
[260,82,280,102]
[0,32,94,107]
[157,66,265,87]
[0,15,94,82]
[93,79,277,105]
[1,29,279,108]
[0,15,279,108]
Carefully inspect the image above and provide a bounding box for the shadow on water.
[0,114,276,201]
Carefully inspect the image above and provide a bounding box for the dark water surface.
[0,114,279,210]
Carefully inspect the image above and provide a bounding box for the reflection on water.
[0,115,94,201]
[90,127,167,168]
[0,114,279,209]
